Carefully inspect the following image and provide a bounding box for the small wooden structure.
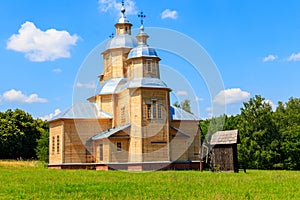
[210,130,239,172]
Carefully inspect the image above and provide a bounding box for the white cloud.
[175,90,188,96]
[206,106,212,112]
[161,9,178,19]
[6,21,78,62]
[195,96,204,101]
[52,68,62,73]
[263,54,277,62]
[40,109,61,121]
[2,89,47,103]
[98,0,137,15]
[76,82,96,89]
[213,88,250,105]
[263,99,277,111]
[287,52,300,61]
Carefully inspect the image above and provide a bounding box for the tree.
[35,128,49,162]
[223,115,239,131]
[238,95,281,169]
[173,99,192,113]
[181,99,192,114]
[173,101,181,108]
[200,114,237,145]
[0,109,48,160]
[274,98,300,169]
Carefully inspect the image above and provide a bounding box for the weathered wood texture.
[211,144,238,172]
[210,130,239,172]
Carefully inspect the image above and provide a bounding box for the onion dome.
[127,44,158,59]
[127,25,159,60]
[105,34,138,50]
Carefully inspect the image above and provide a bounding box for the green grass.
[0,161,299,199]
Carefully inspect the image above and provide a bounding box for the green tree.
[173,99,192,113]
[223,115,239,131]
[181,99,192,114]
[274,98,300,169]
[173,101,181,108]
[200,114,236,144]
[34,119,49,162]
[238,95,281,169]
[0,109,48,160]
[35,128,49,162]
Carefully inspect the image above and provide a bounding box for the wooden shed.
[210,130,240,172]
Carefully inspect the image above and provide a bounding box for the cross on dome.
[118,0,129,23]
[138,11,146,25]
[121,0,125,16]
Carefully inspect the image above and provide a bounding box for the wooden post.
[199,122,203,172]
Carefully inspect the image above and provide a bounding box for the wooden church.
[49,4,201,170]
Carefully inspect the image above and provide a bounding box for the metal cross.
[138,11,146,25]
[121,0,124,7]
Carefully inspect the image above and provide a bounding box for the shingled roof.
[210,130,239,145]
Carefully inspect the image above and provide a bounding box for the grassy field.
[0,161,299,199]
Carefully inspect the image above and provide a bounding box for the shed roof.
[210,130,239,145]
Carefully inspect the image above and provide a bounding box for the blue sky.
[0,0,300,120]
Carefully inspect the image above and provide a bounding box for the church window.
[52,136,55,154]
[121,106,126,123]
[158,104,162,119]
[146,99,161,119]
[147,61,151,72]
[153,101,157,118]
[56,135,60,154]
[99,144,103,161]
[152,62,157,75]
[117,142,122,152]
[146,104,151,119]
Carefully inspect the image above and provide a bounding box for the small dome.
[105,34,138,50]
[127,45,158,59]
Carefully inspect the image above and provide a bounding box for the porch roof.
[91,124,131,140]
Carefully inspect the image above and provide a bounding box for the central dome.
[105,34,138,50]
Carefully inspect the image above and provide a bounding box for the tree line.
[200,95,300,170]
